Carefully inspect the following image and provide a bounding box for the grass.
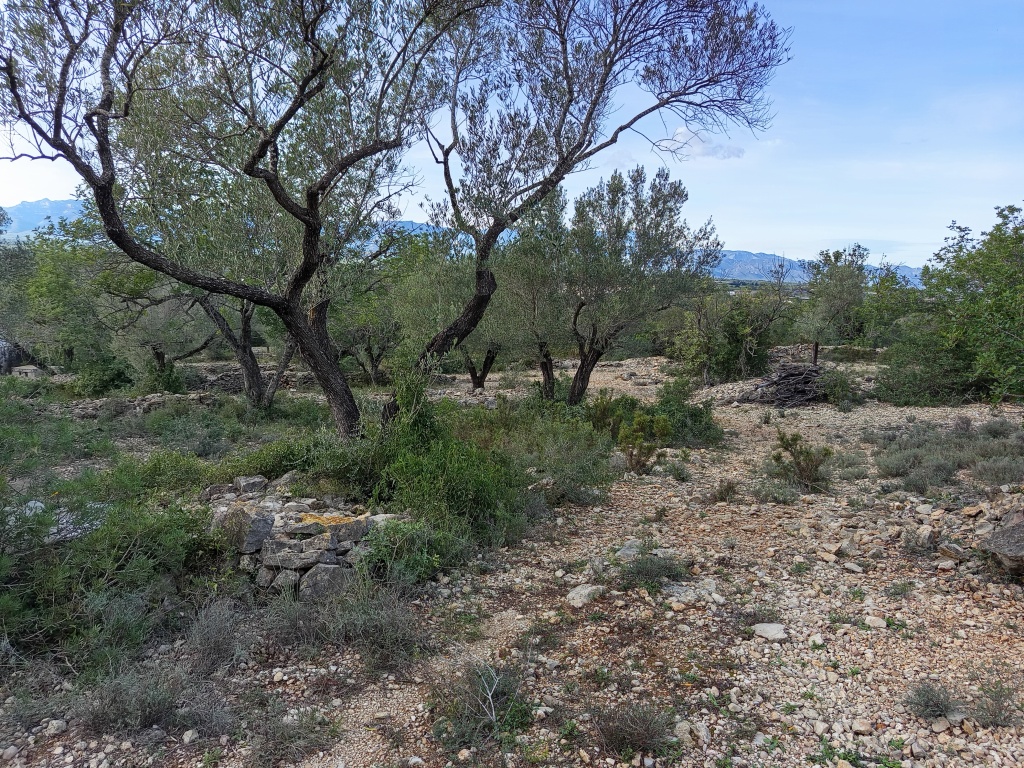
[591,705,675,758]
[620,554,689,592]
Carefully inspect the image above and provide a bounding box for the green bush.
[874,315,985,406]
[138,360,186,395]
[1,499,214,668]
[454,395,612,506]
[769,430,833,492]
[586,379,722,452]
[818,368,864,407]
[431,663,533,751]
[74,356,135,397]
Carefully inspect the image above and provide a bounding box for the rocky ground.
[4,358,1024,768]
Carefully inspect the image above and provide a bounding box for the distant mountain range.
[1,198,84,239]
[2,199,923,285]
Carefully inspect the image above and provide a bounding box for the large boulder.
[234,475,268,494]
[299,564,355,602]
[210,506,274,554]
[981,522,1024,576]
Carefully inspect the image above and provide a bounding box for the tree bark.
[812,340,820,365]
[567,346,604,406]
[418,267,497,370]
[281,304,361,437]
[538,342,556,400]
[462,342,500,390]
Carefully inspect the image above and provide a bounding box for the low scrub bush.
[750,478,799,504]
[244,695,334,768]
[431,663,533,751]
[620,554,688,592]
[75,666,180,735]
[865,418,1024,492]
[970,666,1021,727]
[1,498,214,669]
[592,705,674,757]
[904,681,959,719]
[769,430,833,492]
[874,315,986,406]
[455,395,613,506]
[320,578,432,671]
[587,379,722,451]
[185,598,251,673]
[74,356,135,397]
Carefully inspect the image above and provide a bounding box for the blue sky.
[2,0,1021,267]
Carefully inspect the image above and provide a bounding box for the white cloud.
[670,128,745,160]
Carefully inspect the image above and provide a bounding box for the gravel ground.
[4,358,1023,768]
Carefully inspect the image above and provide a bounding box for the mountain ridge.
[2,199,923,284]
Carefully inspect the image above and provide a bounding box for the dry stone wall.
[205,472,402,601]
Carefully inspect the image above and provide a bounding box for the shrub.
[904,682,959,719]
[1,499,212,668]
[874,315,984,406]
[970,666,1020,727]
[750,478,799,504]
[973,457,1024,485]
[431,663,533,750]
[653,378,723,448]
[261,592,324,649]
[244,696,334,768]
[621,554,688,592]
[592,705,674,757]
[75,666,180,735]
[709,478,739,502]
[362,519,473,584]
[665,459,691,482]
[618,414,670,474]
[319,578,432,671]
[818,368,864,407]
[185,598,250,673]
[74,356,135,397]
[769,431,833,492]
[461,400,612,506]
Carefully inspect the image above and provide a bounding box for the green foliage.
[74,356,136,396]
[769,430,833,492]
[818,368,864,407]
[620,554,687,592]
[1,497,214,668]
[796,244,869,346]
[138,360,186,395]
[926,206,1024,400]
[904,682,959,719]
[452,394,613,506]
[617,414,670,473]
[865,419,1024,492]
[673,284,786,383]
[874,314,984,405]
[587,379,722,453]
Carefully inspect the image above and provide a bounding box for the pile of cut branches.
[737,364,825,407]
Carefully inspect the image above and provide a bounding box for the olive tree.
[796,244,869,363]
[563,167,721,404]
[1,0,480,435]
[420,0,790,368]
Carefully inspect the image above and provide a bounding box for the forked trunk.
[463,343,500,390]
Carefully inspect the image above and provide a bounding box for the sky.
[2,0,1022,267]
